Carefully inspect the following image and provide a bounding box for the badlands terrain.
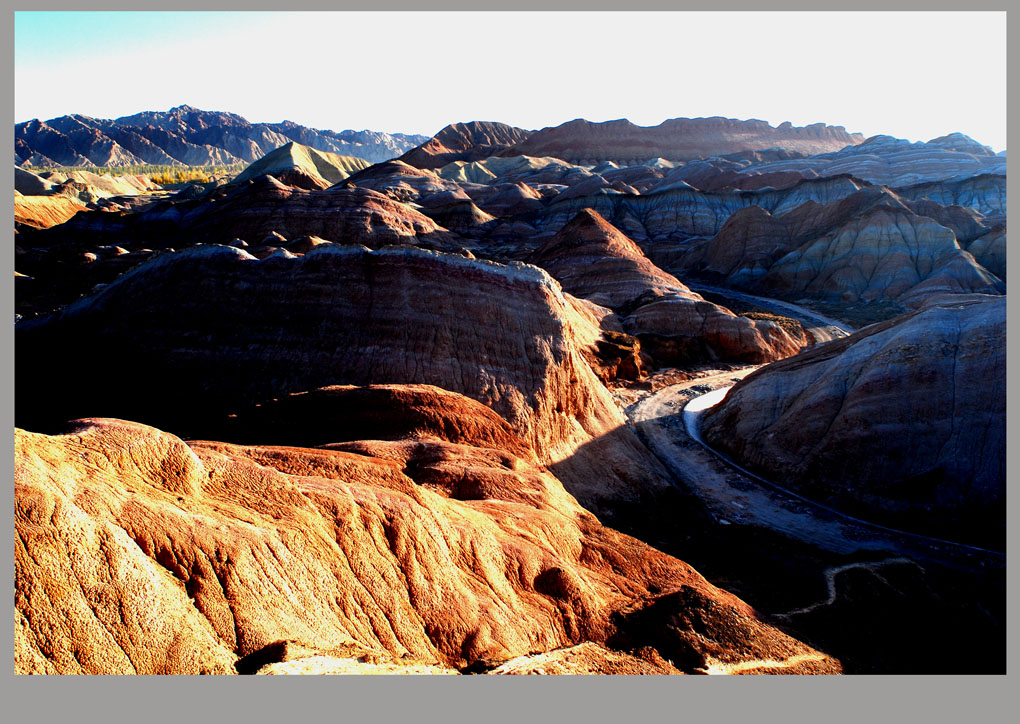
[14,108,1006,674]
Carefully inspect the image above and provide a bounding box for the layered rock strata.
[701,294,1005,549]
[529,210,807,364]
[16,244,675,517]
[502,117,863,165]
[15,409,841,674]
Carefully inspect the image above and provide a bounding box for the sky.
[14,11,1008,150]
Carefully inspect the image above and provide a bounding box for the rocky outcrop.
[622,299,807,365]
[463,182,545,217]
[701,294,1005,549]
[435,155,575,185]
[32,168,159,198]
[416,192,496,234]
[530,209,701,310]
[342,161,465,203]
[13,165,160,232]
[15,166,58,195]
[399,122,531,169]
[15,409,840,675]
[529,210,807,365]
[502,117,863,165]
[15,195,86,230]
[15,105,427,168]
[230,142,371,190]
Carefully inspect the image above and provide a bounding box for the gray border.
[3,2,1013,723]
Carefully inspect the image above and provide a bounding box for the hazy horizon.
[15,11,1008,151]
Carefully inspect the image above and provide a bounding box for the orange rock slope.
[16,387,842,675]
[530,209,807,364]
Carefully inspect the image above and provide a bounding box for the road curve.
[628,373,1004,572]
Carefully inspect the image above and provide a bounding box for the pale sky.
[14,11,1008,151]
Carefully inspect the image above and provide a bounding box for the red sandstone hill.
[501,117,864,166]
[25,175,449,252]
[399,121,532,169]
[16,394,841,674]
[15,244,681,520]
[530,210,807,365]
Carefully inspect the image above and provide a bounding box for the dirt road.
[628,372,1004,571]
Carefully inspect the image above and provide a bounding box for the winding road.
[623,289,1004,573]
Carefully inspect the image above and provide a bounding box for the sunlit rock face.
[229,141,370,189]
[529,209,807,365]
[701,294,1005,549]
[15,392,842,674]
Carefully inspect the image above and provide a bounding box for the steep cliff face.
[15,411,840,675]
[502,117,863,165]
[701,295,1005,549]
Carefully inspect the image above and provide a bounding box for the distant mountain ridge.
[495,116,866,166]
[15,105,429,168]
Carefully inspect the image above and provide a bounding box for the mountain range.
[15,105,429,167]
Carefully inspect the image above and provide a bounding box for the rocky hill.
[701,294,1005,549]
[529,210,807,365]
[672,186,1004,307]
[15,244,679,518]
[16,409,839,674]
[398,121,531,169]
[13,107,1007,676]
[230,142,371,190]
